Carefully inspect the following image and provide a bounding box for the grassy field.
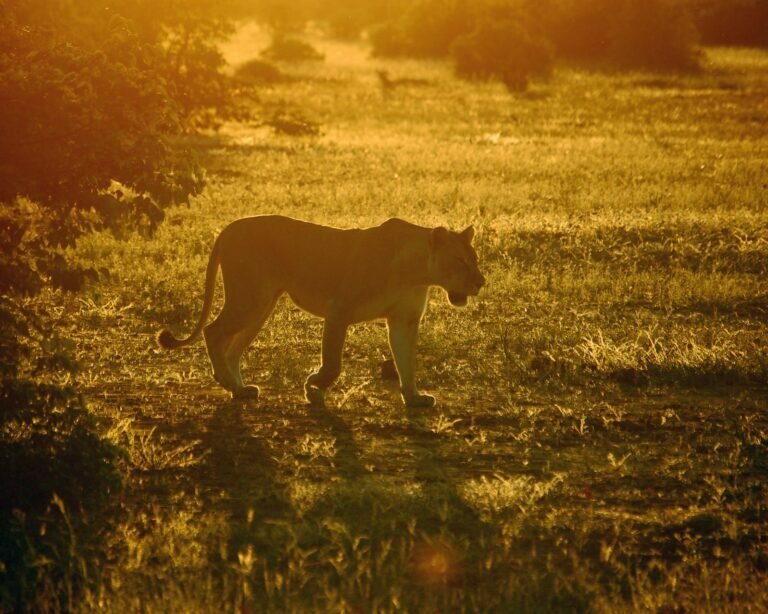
[55,30,768,611]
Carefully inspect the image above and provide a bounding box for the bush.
[120,0,241,130]
[370,0,701,73]
[261,36,324,62]
[610,0,700,70]
[235,59,286,84]
[452,19,555,91]
[0,3,213,298]
[370,0,479,57]
[0,313,123,610]
[689,0,768,47]
[0,1,233,607]
[533,0,616,61]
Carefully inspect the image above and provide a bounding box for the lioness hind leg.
[225,295,279,400]
[204,290,277,398]
[204,314,241,392]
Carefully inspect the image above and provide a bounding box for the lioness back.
[217,216,431,319]
[218,215,357,296]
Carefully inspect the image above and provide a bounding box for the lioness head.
[430,226,486,307]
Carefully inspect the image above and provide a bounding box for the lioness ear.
[461,226,475,243]
[431,226,449,248]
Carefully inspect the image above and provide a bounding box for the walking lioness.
[157,216,485,407]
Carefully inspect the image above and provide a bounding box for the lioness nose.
[477,274,486,288]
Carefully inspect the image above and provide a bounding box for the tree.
[0,1,220,294]
[452,18,555,91]
[610,0,700,70]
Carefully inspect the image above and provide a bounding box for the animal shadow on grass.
[201,400,293,551]
[308,403,367,478]
[404,404,492,553]
[303,402,497,599]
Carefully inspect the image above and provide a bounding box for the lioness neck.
[380,219,436,286]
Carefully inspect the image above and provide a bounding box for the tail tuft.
[157,329,180,350]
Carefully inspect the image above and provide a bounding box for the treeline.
[243,0,768,90]
[370,0,702,89]
[691,0,768,46]
[262,0,768,49]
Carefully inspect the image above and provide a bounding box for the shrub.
[689,0,768,47]
[452,18,555,91]
[533,0,616,61]
[261,36,324,62]
[0,3,213,298]
[370,0,702,73]
[235,58,286,84]
[0,309,123,610]
[610,0,700,70]
[368,21,413,57]
[370,0,479,57]
[0,1,231,606]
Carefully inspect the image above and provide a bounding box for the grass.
[49,31,768,611]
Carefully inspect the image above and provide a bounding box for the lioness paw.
[304,384,326,408]
[403,393,436,408]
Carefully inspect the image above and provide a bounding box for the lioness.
[157,216,485,407]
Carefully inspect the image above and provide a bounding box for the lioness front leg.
[387,316,435,408]
[305,316,348,407]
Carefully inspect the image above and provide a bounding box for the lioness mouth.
[448,292,468,307]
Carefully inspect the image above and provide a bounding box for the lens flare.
[410,541,461,586]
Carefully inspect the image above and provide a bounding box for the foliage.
[243,0,768,53]
[688,0,768,47]
[0,295,123,610]
[235,59,286,84]
[452,18,555,91]
[610,0,701,70]
[0,1,237,609]
[128,1,242,130]
[1,13,186,223]
[369,0,701,73]
[261,36,325,62]
[0,2,210,298]
[369,0,479,58]
[532,0,617,61]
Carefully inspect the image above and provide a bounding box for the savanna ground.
[55,27,768,611]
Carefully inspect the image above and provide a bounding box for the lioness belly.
[286,286,393,323]
[285,287,330,318]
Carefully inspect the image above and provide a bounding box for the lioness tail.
[157,237,221,350]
